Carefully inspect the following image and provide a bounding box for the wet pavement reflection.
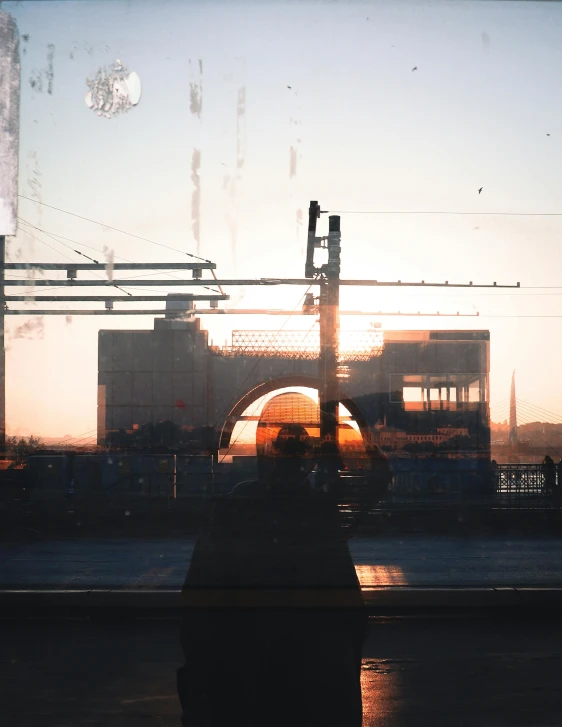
[355,565,407,587]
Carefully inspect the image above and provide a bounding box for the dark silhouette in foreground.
[542,455,556,495]
[178,425,368,727]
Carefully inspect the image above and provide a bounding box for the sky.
[2,0,562,438]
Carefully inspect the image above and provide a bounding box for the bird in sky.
[287,85,292,89]
[547,133,551,136]
[412,66,418,71]
[478,187,483,194]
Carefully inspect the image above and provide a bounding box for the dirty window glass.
[2,1,562,725]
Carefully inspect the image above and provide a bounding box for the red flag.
[176,399,186,409]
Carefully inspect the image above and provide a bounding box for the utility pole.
[306,201,342,487]
[319,215,341,444]
[319,215,343,488]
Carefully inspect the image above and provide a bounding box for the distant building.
[98,314,490,463]
[373,425,469,449]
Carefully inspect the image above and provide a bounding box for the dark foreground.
[1,617,562,726]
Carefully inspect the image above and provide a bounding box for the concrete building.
[98,309,491,463]
[98,317,211,446]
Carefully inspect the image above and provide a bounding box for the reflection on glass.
[1,0,562,724]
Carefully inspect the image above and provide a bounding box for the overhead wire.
[479,314,562,318]
[492,399,562,424]
[46,429,99,448]
[14,222,133,297]
[507,418,562,460]
[16,218,220,294]
[493,404,556,432]
[114,271,220,294]
[57,435,98,449]
[515,404,562,430]
[16,215,562,297]
[490,399,562,458]
[516,399,562,424]
[329,210,562,217]
[18,194,213,262]
[19,217,100,263]
[67,434,98,446]
[17,219,133,262]
[16,226,76,263]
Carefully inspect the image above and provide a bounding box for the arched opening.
[218,375,373,463]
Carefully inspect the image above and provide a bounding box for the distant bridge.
[492,444,562,459]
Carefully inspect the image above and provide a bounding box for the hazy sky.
[3,0,562,438]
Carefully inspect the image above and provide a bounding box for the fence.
[497,464,548,495]
[11,455,562,511]
[388,459,488,499]
[386,462,562,509]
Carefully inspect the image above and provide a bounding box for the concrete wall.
[98,320,210,445]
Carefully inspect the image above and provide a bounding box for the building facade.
[98,316,490,466]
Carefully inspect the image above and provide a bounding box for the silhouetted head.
[258,424,315,488]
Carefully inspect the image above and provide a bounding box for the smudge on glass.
[85,60,141,119]
[12,316,44,340]
[191,149,201,255]
[46,44,54,94]
[236,86,246,171]
[290,146,297,178]
[103,246,114,281]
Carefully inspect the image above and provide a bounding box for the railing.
[389,463,483,498]
[9,457,562,512]
[386,463,561,509]
[497,464,546,495]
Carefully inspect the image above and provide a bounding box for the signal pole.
[306,201,343,486]
[319,215,341,444]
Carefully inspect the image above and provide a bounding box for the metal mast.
[305,201,342,487]
[509,370,518,445]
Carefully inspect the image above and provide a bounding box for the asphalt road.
[2,617,561,726]
[2,535,562,589]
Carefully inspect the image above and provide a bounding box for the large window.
[391,374,487,411]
